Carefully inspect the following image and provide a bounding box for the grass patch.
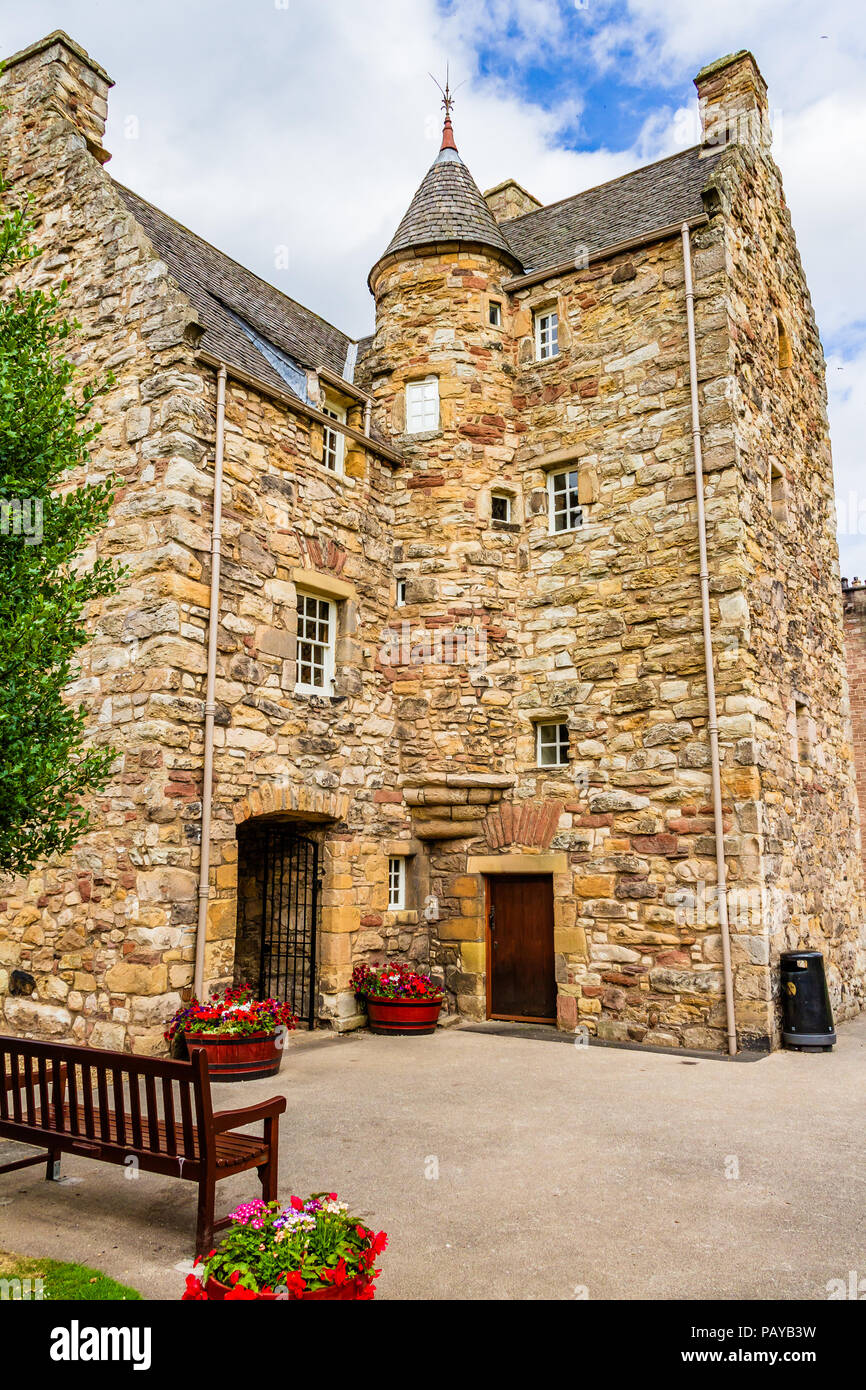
[0,1250,141,1300]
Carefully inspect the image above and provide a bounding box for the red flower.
[229,1270,241,1286]
[322,1257,348,1287]
[290,1195,304,1211]
[225,1286,258,1300]
[370,1231,388,1256]
[328,1192,338,1201]
[284,1272,307,1299]
[182,1274,207,1301]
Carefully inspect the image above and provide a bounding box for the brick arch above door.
[483,799,563,851]
[232,782,351,828]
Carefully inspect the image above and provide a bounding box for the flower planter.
[365,996,442,1036]
[203,1275,373,1301]
[184,1031,283,1082]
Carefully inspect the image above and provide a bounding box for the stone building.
[0,31,863,1055]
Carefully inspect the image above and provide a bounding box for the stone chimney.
[483,178,543,224]
[1,31,114,164]
[694,50,770,152]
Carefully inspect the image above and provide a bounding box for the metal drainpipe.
[194,363,227,999]
[681,224,738,1058]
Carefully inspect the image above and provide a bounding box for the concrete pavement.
[1,1017,864,1300]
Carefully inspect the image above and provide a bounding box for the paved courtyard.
[2,1017,865,1300]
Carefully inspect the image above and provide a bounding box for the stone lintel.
[467,853,569,875]
[291,567,356,602]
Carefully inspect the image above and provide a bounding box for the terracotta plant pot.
[184,1031,283,1082]
[364,996,443,1036]
[204,1275,373,1301]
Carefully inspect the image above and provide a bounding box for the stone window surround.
[535,720,571,768]
[381,840,423,928]
[534,302,560,362]
[290,568,357,699]
[321,393,347,475]
[405,375,440,435]
[547,464,583,535]
[487,296,504,329]
[388,855,407,910]
[485,483,522,528]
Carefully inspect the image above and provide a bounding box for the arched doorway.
[235,821,322,1027]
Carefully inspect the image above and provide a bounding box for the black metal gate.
[257,827,320,1028]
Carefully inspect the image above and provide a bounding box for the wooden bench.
[0,1035,286,1256]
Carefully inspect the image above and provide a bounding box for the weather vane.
[430,65,464,119]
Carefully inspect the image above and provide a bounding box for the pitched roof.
[370,143,521,285]
[499,145,721,276]
[113,182,357,395]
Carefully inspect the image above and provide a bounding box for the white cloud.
[3,0,863,568]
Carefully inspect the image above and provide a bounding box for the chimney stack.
[0,30,114,165]
[694,50,770,152]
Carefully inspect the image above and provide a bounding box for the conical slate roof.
[370,120,523,286]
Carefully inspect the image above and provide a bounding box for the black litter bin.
[780,950,836,1051]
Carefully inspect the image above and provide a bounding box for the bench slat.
[144,1074,160,1152]
[179,1079,196,1158]
[67,1062,80,1137]
[23,1060,37,1128]
[128,1071,143,1151]
[112,1067,127,1147]
[161,1077,177,1157]
[9,1051,23,1125]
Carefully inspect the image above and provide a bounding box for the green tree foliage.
[0,180,121,875]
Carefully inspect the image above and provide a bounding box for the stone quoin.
[0,33,863,1054]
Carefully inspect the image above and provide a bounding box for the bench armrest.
[211,1095,287,1134]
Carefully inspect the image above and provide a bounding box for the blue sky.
[3,0,865,573]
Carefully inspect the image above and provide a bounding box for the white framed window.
[396,579,407,608]
[489,301,502,328]
[388,856,407,910]
[537,722,570,768]
[535,308,559,361]
[295,592,335,694]
[406,377,440,434]
[491,492,512,524]
[322,397,347,474]
[548,468,583,534]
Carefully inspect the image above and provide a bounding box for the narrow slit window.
[770,462,789,523]
[388,856,406,910]
[489,301,502,328]
[795,699,812,765]
[537,722,570,768]
[296,592,335,694]
[322,397,347,474]
[491,492,512,524]
[396,579,407,608]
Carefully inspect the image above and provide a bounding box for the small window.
[775,315,792,370]
[548,468,583,534]
[396,579,407,608]
[770,462,789,524]
[388,856,407,910]
[296,592,335,694]
[322,397,347,474]
[491,492,512,524]
[537,722,570,768]
[489,301,502,328]
[535,309,559,361]
[795,699,811,765]
[406,377,440,434]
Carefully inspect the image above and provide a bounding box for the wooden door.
[487,875,556,1023]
